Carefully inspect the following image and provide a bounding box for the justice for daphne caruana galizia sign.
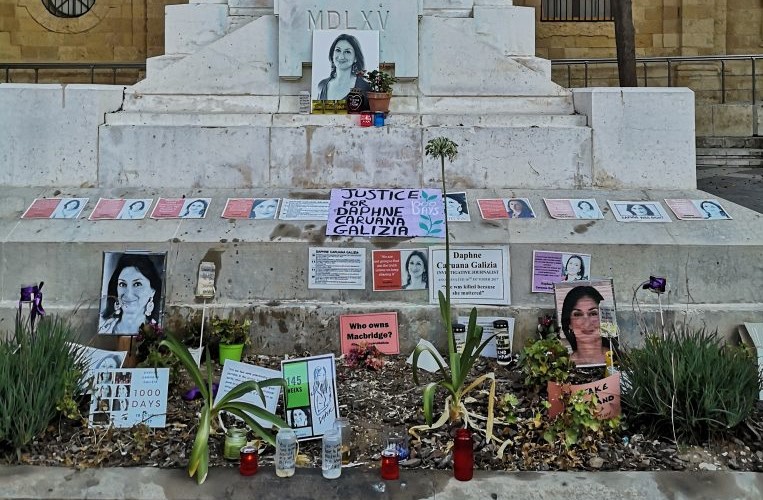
[326,188,445,237]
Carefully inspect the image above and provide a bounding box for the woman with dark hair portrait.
[506,199,534,218]
[99,254,163,335]
[575,200,599,219]
[561,286,610,366]
[96,354,122,370]
[119,200,148,219]
[562,255,587,282]
[626,203,655,217]
[317,34,371,102]
[52,198,83,219]
[699,200,729,219]
[402,251,428,290]
[444,193,468,218]
[180,199,208,218]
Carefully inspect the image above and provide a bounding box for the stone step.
[697,137,763,149]
[696,148,763,157]
[2,186,762,352]
[696,157,763,167]
[105,112,587,128]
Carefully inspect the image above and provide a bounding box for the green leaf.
[160,337,208,401]
[188,404,211,483]
[419,223,429,231]
[432,219,443,225]
[422,382,440,426]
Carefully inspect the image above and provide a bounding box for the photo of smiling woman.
[401,250,428,290]
[311,29,380,103]
[98,252,166,335]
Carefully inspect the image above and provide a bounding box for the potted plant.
[360,69,397,113]
[210,316,251,365]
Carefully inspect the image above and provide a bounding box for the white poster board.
[308,247,366,289]
[89,368,169,428]
[428,246,510,305]
[213,360,283,428]
[281,354,339,441]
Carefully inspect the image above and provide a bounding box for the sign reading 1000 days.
[326,188,445,237]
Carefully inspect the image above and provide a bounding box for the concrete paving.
[1,465,762,500]
[697,165,763,215]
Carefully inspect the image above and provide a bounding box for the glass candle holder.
[224,428,247,460]
[360,112,373,127]
[239,446,258,476]
[333,417,352,465]
[380,448,399,480]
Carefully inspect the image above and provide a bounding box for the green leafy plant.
[412,137,495,425]
[359,69,397,93]
[0,315,87,455]
[519,337,573,389]
[497,393,520,425]
[210,316,251,346]
[160,335,288,484]
[543,390,621,449]
[620,326,761,444]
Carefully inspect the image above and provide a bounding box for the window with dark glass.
[43,0,96,18]
[541,0,613,21]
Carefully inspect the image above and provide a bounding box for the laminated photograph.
[532,251,592,293]
[88,368,169,428]
[372,248,429,291]
[21,197,89,219]
[607,200,671,222]
[98,252,167,335]
[664,198,732,220]
[553,279,619,368]
[221,198,281,219]
[477,198,536,219]
[150,198,211,219]
[278,199,330,220]
[543,198,603,220]
[443,192,471,222]
[89,198,152,220]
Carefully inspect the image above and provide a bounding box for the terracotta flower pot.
[367,91,391,113]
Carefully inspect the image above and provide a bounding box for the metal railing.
[541,0,613,22]
[551,54,763,104]
[0,62,145,84]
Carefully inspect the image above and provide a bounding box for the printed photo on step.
[608,201,671,222]
[664,198,732,220]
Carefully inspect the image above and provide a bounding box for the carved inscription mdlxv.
[307,10,390,31]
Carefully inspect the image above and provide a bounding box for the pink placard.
[477,199,509,219]
[372,250,403,291]
[222,198,255,219]
[151,198,186,219]
[339,312,399,355]
[21,198,60,219]
[544,199,575,219]
[90,199,126,220]
[547,373,621,419]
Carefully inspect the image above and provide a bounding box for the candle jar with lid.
[239,446,258,476]
[452,428,474,481]
[453,323,467,354]
[493,319,511,366]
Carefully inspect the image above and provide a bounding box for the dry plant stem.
[671,352,677,445]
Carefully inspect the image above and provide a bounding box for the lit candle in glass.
[380,448,399,480]
[239,446,258,476]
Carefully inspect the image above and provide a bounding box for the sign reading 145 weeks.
[326,188,445,237]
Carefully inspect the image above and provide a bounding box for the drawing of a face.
[446,197,463,215]
[186,200,207,217]
[701,201,723,218]
[578,201,593,212]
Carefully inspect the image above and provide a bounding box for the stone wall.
[0,0,186,63]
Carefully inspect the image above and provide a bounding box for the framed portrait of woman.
[98,252,167,336]
[311,29,380,103]
[553,279,619,368]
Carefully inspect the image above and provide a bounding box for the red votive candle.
[360,112,373,127]
[380,448,399,480]
[453,428,474,481]
[239,446,258,476]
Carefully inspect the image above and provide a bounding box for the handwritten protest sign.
[340,312,399,355]
[547,373,621,419]
[282,354,338,440]
[326,188,444,237]
[213,360,282,428]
